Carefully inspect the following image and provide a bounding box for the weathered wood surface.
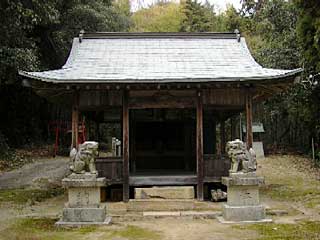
[220,120,226,154]
[79,90,122,109]
[71,91,79,149]
[129,175,197,186]
[128,90,196,109]
[230,116,237,140]
[122,90,130,201]
[202,88,246,106]
[203,154,230,180]
[246,91,253,149]
[77,88,254,109]
[96,157,123,183]
[196,90,204,200]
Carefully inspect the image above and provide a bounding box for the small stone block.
[227,186,260,206]
[62,207,106,222]
[222,204,266,222]
[68,187,101,207]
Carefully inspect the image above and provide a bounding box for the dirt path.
[127,218,258,240]
[0,157,69,189]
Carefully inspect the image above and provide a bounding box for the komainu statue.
[69,141,99,174]
[226,139,257,173]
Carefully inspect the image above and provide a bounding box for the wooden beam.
[129,175,197,186]
[71,91,79,149]
[122,90,130,202]
[128,91,196,109]
[196,90,204,201]
[246,90,253,149]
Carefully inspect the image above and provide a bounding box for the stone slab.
[56,216,112,227]
[67,173,98,180]
[143,211,181,217]
[229,172,257,178]
[142,210,220,218]
[62,207,106,222]
[135,186,194,199]
[68,187,101,208]
[180,211,220,218]
[217,216,272,224]
[222,204,266,222]
[62,176,106,188]
[222,176,265,187]
[227,186,260,206]
[253,141,265,159]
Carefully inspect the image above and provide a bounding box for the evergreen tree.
[180,0,215,32]
[0,0,131,147]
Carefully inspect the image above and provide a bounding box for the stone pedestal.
[56,173,111,226]
[219,172,271,223]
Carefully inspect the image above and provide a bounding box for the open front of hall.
[19,32,302,202]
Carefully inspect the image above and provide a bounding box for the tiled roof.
[19,32,302,83]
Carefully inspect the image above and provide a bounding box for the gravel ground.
[0,157,69,189]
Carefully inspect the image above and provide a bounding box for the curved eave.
[19,68,303,85]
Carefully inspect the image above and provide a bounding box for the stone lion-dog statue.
[69,141,98,174]
[226,139,257,173]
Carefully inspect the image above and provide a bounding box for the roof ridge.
[80,32,238,39]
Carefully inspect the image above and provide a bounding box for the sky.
[130,0,242,13]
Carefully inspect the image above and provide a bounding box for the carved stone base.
[57,173,110,226]
[56,216,112,227]
[222,204,266,222]
[61,206,107,222]
[220,173,271,223]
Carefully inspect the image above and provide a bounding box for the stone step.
[104,199,221,213]
[134,186,195,199]
[143,210,220,218]
[110,210,221,222]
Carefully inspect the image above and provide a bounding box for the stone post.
[219,172,271,223]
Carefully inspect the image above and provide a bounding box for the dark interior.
[130,109,196,174]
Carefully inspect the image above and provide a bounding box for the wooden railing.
[204,154,230,181]
[96,157,123,183]
[96,155,230,185]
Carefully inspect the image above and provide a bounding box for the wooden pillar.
[122,90,130,202]
[71,91,79,149]
[196,90,204,201]
[212,119,216,154]
[230,116,237,140]
[246,91,253,150]
[220,120,225,154]
[131,119,136,173]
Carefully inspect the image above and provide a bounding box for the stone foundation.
[222,205,266,222]
[56,173,111,226]
[62,207,106,222]
[220,172,271,223]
